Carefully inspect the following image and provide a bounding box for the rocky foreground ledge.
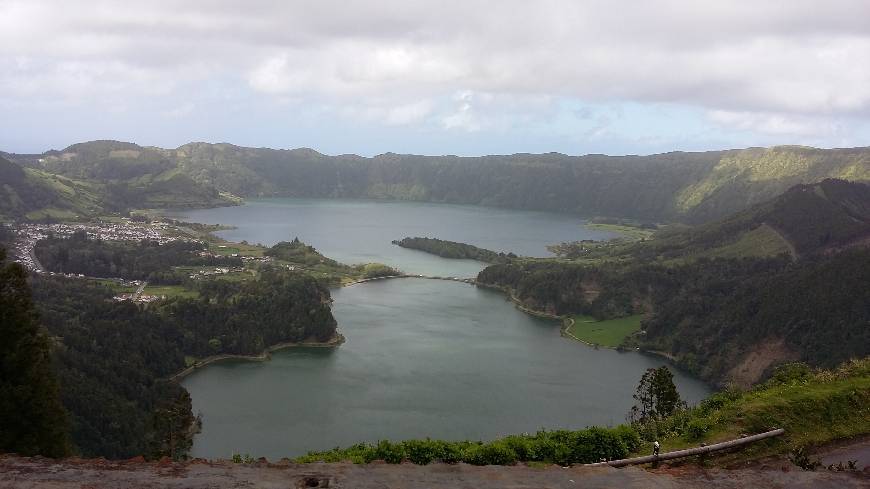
[1,455,867,489]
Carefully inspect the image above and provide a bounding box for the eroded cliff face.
[724,338,800,388]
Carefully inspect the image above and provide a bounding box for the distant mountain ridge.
[4,140,870,222]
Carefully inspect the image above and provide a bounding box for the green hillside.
[476,180,870,386]
[8,141,870,223]
[3,144,235,220]
[677,146,870,222]
[642,359,870,462]
[0,156,106,220]
[632,179,870,261]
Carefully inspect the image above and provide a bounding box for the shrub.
[463,441,518,466]
[501,435,535,461]
[789,447,822,471]
[766,362,813,386]
[231,453,255,463]
[569,427,632,463]
[685,418,711,441]
[372,440,406,464]
[294,426,642,466]
[438,441,465,464]
[698,388,741,414]
[402,439,441,465]
[613,424,642,453]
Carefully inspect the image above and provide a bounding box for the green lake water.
[169,199,711,459]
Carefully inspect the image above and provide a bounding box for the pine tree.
[0,247,71,457]
[629,366,684,423]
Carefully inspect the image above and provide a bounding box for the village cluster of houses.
[196,249,272,263]
[111,293,166,304]
[9,221,196,273]
[5,220,283,304]
[187,266,247,280]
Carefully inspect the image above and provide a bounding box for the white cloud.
[442,91,480,132]
[163,103,196,119]
[1,0,870,149]
[248,55,297,94]
[707,110,841,138]
[383,100,434,126]
[339,99,434,126]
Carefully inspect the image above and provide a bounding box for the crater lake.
[167,199,711,459]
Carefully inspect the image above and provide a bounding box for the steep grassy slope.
[635,179,870,261]
[678,146,870,222]
[11,141,870,223]
[0,156,43,218]
[9,142,234,215]
[0,156,106,219]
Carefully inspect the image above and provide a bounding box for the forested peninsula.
[392,237,515,263]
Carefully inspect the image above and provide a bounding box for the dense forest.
[393,237,516,263]
[642,249,870,383]
[15,266,338,459]
[478,255,789,318]
[161,268,338,356]
[33,232,241,283]
[6,140,869,223]
[32,274,193,458]
[0,248,70,458]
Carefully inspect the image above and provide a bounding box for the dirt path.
[815,435,870,470]
[27,247,45,273]
[1,456,866,489]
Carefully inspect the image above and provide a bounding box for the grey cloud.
[1,0,869,136]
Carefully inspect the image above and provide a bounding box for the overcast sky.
[2,0,869,156]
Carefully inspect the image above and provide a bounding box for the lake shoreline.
[474,281,638,350]
[169,273,610,385]
[167,273,477,384]
[167,270,648,384]
[169,333,346,381]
